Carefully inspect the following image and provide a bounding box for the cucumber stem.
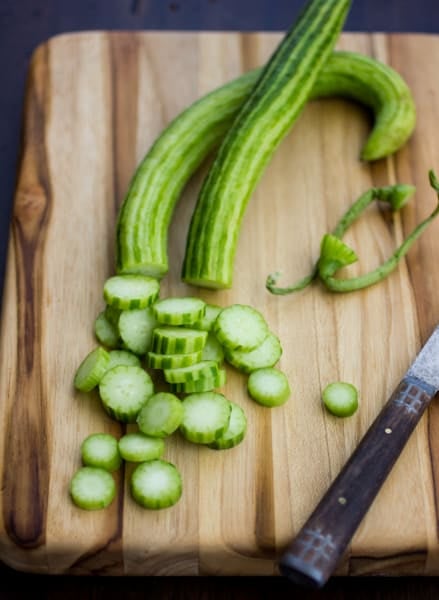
[266,184,416,295]
[319,171,439,292]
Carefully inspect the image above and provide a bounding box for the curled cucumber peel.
[117,50,416,280]
[267,172,439,295]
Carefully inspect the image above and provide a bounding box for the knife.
[278,325,439,588]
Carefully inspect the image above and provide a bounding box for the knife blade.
[279,325,439,589]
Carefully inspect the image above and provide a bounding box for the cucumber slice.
[94,311,120,349]
[103,275,160,309]
[99,365,154,423]
[213,304,269,351]
[118,307,157,355]
[180,392,231,443]
[209,402,247,450]
[164,360,218,384]
[130,459,182,509]
[169,369,226,394]
[70,467,116,510]
[247,368,290,407]
[106,350,141,371]
[118,432,165,462]
[192,304,222,331]
[74,347,110,392]
[137,392,183,437]
[147,350,202,370]
[322,381,359,417]
[153,297,206,326]
[80,433,122,472]
[225,332,282,373]
[201,333,225,364]
[152,327,207,354]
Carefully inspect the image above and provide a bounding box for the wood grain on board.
[1,31,439,575]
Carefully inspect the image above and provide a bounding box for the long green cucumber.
[117,49,415,281]
[182,0,352,289]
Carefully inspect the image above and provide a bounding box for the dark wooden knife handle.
[278,375,436,589]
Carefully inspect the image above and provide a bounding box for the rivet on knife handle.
[279,325,439,589]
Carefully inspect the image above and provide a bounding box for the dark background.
[1,0,439,597]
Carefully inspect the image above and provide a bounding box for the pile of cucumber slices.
[71,274,290,511]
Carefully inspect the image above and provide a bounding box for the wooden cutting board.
[1,30,439,576]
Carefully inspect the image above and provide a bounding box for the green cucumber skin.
[116,43,414,280]
[311,51,416,161]
[183,0,351,289]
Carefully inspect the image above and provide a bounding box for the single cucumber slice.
[94,311,120,349]
[322,381,359,417]
[169,369,226,394]
[247,368,291,407]
[209,402,247,450]
[104,275,160,309]
[147,350,202,370]
[137,392,183,437]
[164,360,218,384]
[180,392,231,444]
[118,307,157,355]
[118,432,165,462]
[192,304,222,331]
[225,332,282,374]
[74,347,110,392]
[130,459,182,509]
[153,297,206,326]
[70,466,116,510]
[201,333,225,364]
[99,365,154,423]
[152,327,207,354]
[106,350,141,371]
[80,433,122,472]
[213,304,269,351]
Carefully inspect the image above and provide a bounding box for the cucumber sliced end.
[74,347,111,393]
[130,459,182,509]
[118,432,165,462]
[322,381,359,417]
[180,392,231,444]
[70,467,116,510]
[247,368,291,407]
[137,392,184,438]
[99,365,154,423]
[80,433,122,472]
[209,402,247,450]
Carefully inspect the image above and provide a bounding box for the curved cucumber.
[184,0,352,289]
[116,47,414,280]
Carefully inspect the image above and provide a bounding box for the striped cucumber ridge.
[116,28,415,280]
[116,71,257,277]
[311,51,416,160]
[183,0,351,288]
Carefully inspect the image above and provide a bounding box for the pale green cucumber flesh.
[99,365,154,423]
[225,332,282,373]
[80,433,122,472]
[118,307,157,355]
[95,312,120,349]
[209,402,247,450]
[70,467,116,510]
[74,347,111,393]
[130,460,182,509]
[180,392,231,444]
[137,392,184,437]
[118,432,165,462]
[104,275,160,310]
[213,304,269,351]
[247,368,291,407]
